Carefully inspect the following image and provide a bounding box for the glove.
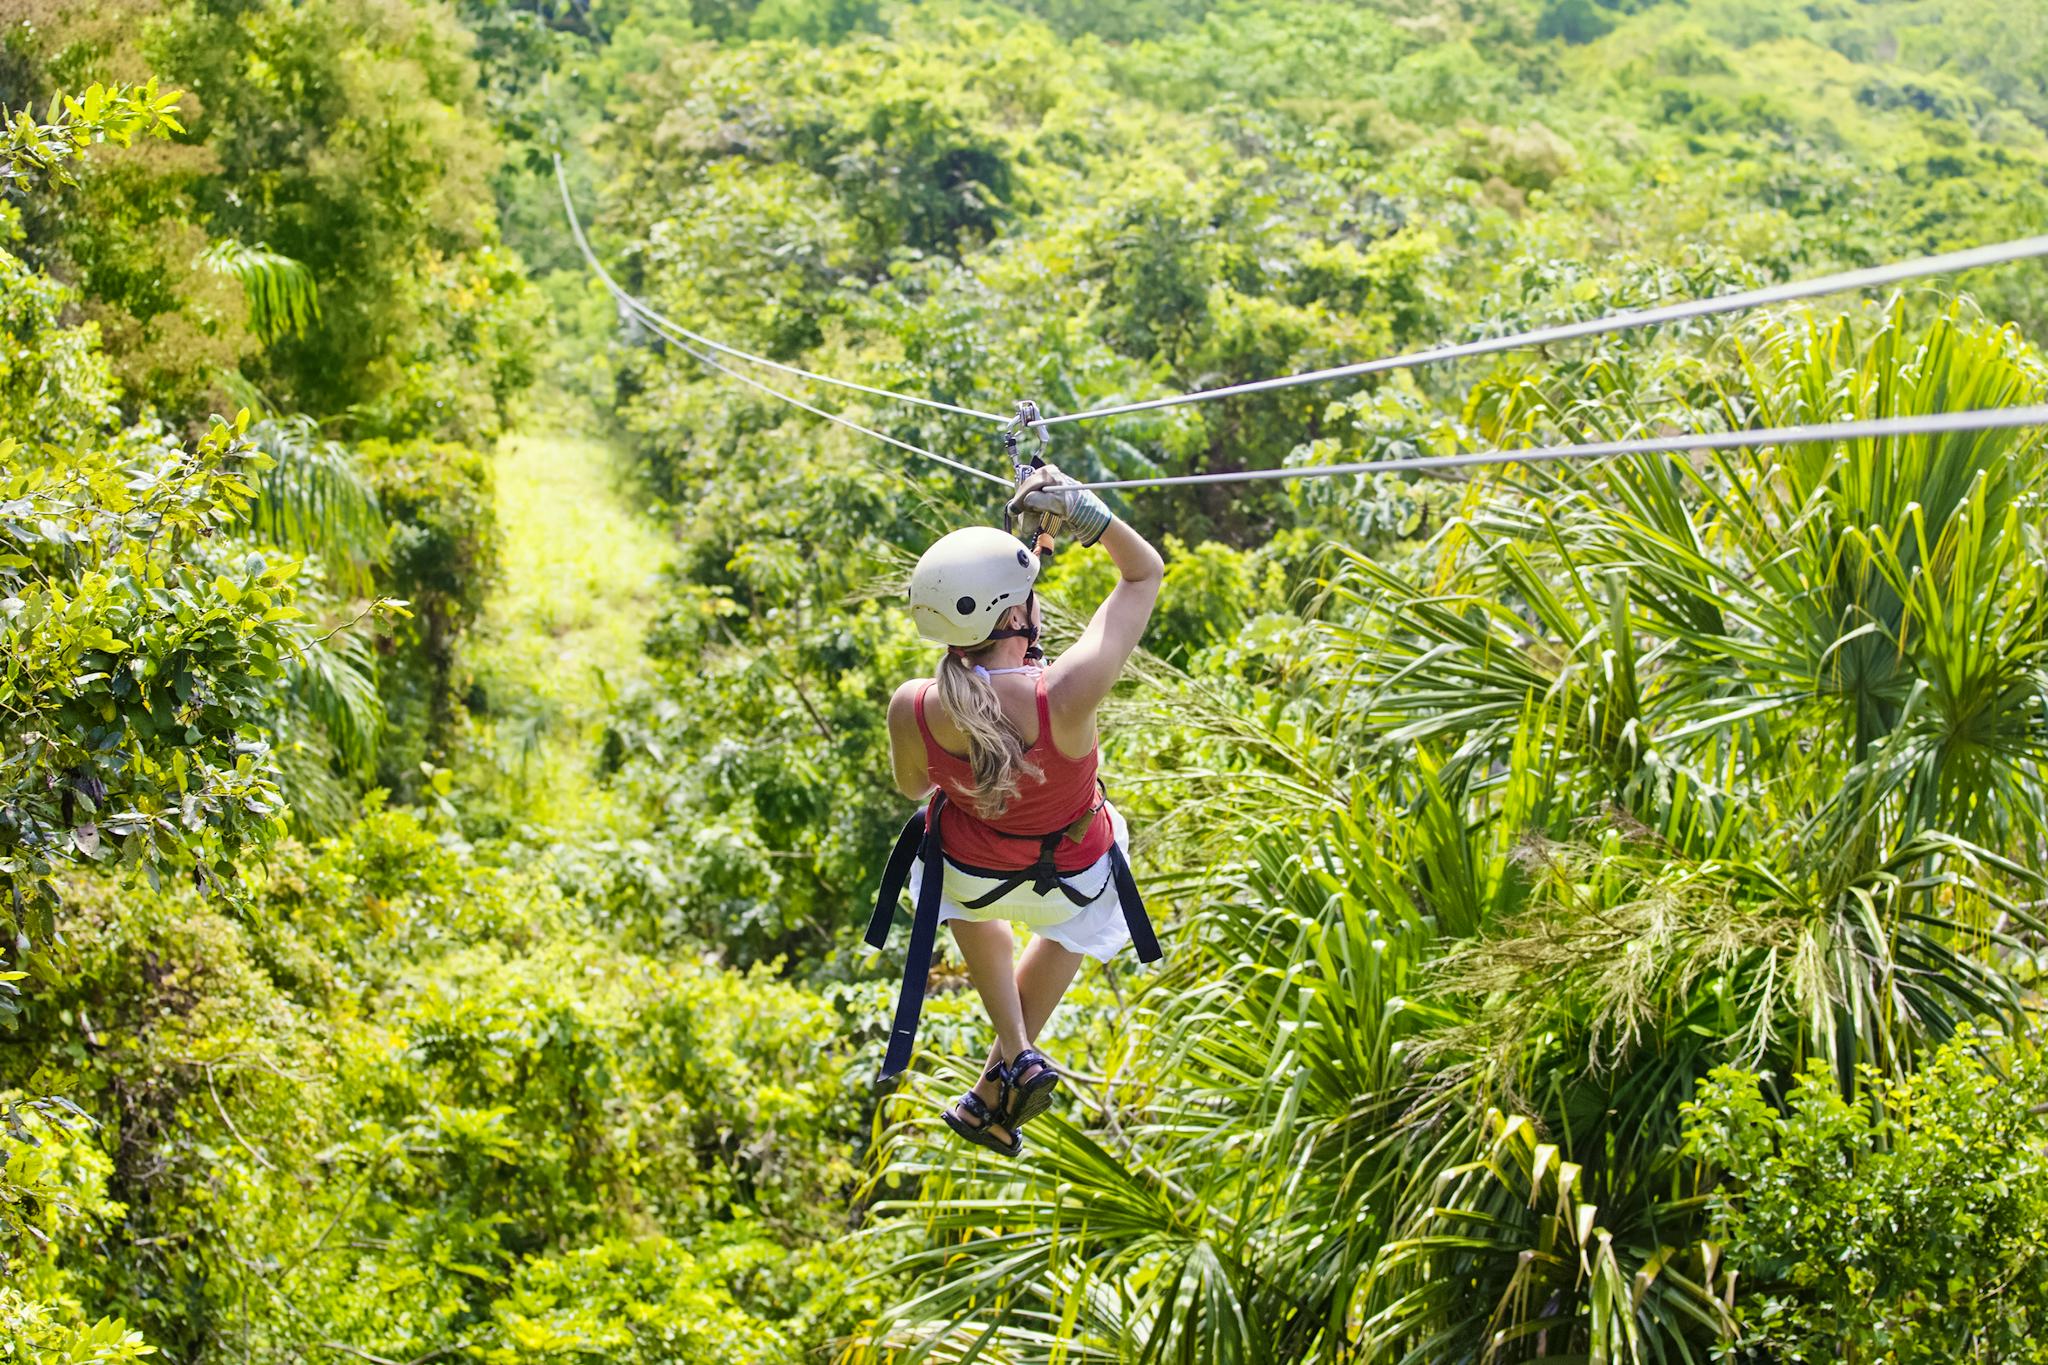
[1008,463,1113,547]
[1014,503,1062,549]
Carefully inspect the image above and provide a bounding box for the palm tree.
[240,417,392,814]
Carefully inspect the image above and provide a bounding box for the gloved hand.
[1014,503,1062,551]
[1008,463,1113,547]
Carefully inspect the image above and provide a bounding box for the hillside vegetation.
[3,0,2046,1361]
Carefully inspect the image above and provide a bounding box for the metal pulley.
[1005,400,1057,559]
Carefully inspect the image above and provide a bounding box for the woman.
[876,464,1164,1156]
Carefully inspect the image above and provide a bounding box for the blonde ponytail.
[933,648,1042,819]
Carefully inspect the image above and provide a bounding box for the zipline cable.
[553,153,1011,426]
[555,154,1011,487]
[1035,235,2048,430]
[556,149,2048,498]
[629,302,1013,487]
[1067,405,2048,490]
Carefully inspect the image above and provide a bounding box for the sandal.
[1003,1048,1062,1128]
[941,1066,1022,1157]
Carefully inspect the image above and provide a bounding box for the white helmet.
[908,526,1039,647]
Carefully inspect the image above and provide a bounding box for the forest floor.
[459,427,670,834]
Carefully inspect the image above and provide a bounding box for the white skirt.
[909,804,1134,961]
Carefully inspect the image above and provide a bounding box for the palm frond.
[856,299,2048,1365]
[246,416,387,586]
[201,237,322,340]
[284,623,384,778]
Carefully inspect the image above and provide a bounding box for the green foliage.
[285,627,389,782]
[521,7,2048,1356]
[0,418,300,947]
[0,1091,152,1363]
[0,1299,154,1365]
[11,1,2048,1361]
[10,3,537,440]
[0,250,120,446]
[0,83,514,1357]
[1,806,865,1361]
[1686,1042,2048,1362]
[353,440,497,640]
[199,240,320,343]
[481,1237,797,1362]
[245,416,387,581]
[1538,0,1616,46]
[0,80,185,193]
[351,437,499,791]
[852,304,2048,1362]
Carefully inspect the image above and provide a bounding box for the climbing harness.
[864,787,1160,1083]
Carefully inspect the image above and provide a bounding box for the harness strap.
[957,856,1098,910]
[877,801,947,1083]
[1109,842,1161,963]
[865,808,928,951]
[866,790,1162,1082]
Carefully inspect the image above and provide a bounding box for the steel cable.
[1036,235,2048,430]
[1068,406,2048,490]
[554,154,1011,426]
[556,154,1011,487]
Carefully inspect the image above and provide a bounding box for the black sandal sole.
[942,1106,1022,1157]
[1008,1072,1061,1126]
[1003,1048,1062,1127]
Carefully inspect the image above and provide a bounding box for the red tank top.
[915,674,1113,872]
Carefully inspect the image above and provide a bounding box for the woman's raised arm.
[1007,466,1163,719]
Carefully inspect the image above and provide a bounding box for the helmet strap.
[982,591,1041,658]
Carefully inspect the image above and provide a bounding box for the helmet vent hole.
[955,595,976,616]
[1016,549,1030,567]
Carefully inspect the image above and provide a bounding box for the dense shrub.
[1687,1044,2048,1363]
[8,0,539,439]
[354,437,501,790]
[1,808,866,1359]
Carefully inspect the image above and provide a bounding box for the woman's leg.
[949,918,1029,1140]
[982,934,1084,1083]
[950,918,1031,1056]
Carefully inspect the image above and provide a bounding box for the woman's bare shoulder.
[1042,660,1092,714]
[888,677,928,724]
[1041,662,1100,753]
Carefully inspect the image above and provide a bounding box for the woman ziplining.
[863,465,1164,1155]
[557,156,2048,1150]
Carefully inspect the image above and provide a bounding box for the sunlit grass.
[458,430,671,835]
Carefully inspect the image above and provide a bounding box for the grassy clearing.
[458,430,671,834]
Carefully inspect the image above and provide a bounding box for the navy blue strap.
[869,794,1159,1084]
[878,813,946,1082]
[958,867,1097,910]
[865,808,928,950]
[1108,842,1161,963]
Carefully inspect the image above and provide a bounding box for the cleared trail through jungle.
[464,429,670,833]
